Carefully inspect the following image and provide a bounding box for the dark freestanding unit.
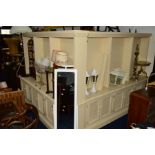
[128,86,155,128]
[54,69,77,129]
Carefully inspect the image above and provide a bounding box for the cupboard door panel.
[45,99,53,124]
[85,100,100,126]
[111,91,124,113]
[100,96,111,119]
[31,88,38,108]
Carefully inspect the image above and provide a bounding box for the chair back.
[0,90,26,114]
[0,90,39,129]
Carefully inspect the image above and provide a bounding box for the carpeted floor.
[100,115,128,129]
[38,114,128,129]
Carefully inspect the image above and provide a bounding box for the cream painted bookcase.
[20,30,151,128]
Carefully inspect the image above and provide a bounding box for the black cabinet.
[55,70,76,129]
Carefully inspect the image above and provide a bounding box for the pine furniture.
[20,30,151,128]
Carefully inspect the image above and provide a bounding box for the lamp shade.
[10,26,32,34]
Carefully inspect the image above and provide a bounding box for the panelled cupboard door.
[111,90,124,113]
[31,88,38,108]
[123,87,134,108]
[37,93,45,115]
[45,98,53,124]
[99,95,111,119]
[85,99,100,126]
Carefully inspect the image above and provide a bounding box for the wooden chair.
[0,90,39,129]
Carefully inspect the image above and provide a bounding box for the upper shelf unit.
[22,30,151,103]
